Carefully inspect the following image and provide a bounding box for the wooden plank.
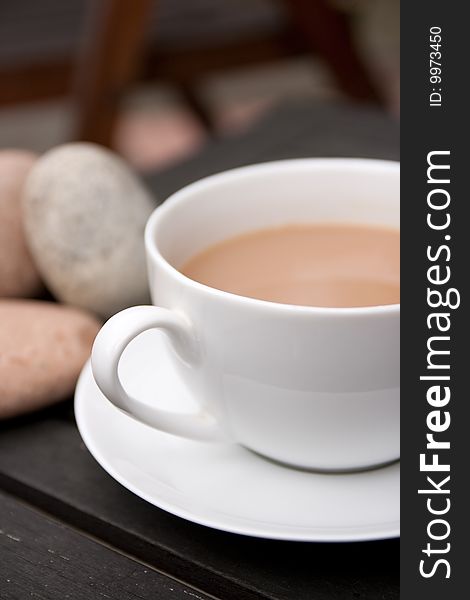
[146,101,399,201]
[143,30,304,83]
[0,61,72,105]
[0,33,303,106]
[0,490,214,600]
[0,417,399,600]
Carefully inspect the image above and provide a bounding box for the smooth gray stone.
[23,143,155,318]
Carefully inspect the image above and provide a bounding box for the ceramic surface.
[77,330,400,542]
[91,159,400,470]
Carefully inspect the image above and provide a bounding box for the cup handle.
[91,305,222,441]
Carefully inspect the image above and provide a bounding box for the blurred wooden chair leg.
[284,0,381,103]
[73,0,153,147]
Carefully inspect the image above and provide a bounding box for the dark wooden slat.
[0,490,214,600]
[0,0,284,65]
[0,33,304,106]
[146,100,399,200]
[0,62,72,105]
[0,417,399,600]
[142,30,305,83]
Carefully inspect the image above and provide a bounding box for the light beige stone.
[22,143,155,318]
[0,150,42,297]
[0,299,101,418]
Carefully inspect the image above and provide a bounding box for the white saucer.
[75,330,400,542]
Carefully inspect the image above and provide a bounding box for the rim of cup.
[145,158,400,318]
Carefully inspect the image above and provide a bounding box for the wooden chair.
[0,0,380,148]
[73,0,380,146]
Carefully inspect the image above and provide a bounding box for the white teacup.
[92,159,400,471]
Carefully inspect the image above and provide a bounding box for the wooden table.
[0,101,399,600]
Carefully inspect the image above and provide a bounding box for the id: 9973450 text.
[429,26,443,107]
